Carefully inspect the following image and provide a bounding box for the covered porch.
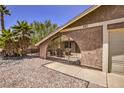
[46,35,81,65]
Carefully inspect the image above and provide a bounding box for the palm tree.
[12,21,33,55]
[0,5,10,31]
[31,20,58,44]
[43,20,58,37]
[30,21,43,43]
[12,21,32,37]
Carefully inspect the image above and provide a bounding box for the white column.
[102,24,109,72]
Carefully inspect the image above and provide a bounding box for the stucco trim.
[102,24,109,73]
[61,17,124,32]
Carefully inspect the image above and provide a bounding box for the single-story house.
[36,5,124,87]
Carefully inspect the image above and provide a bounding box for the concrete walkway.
[44,62,107,87]
[45,62,124,88]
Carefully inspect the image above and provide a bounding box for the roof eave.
[35,5,101,47]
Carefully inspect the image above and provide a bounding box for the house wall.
[108,22,124,29]
[62,5,124,70]
[39,5,124,70]
[39,40,50,59]
[63,26,103,69]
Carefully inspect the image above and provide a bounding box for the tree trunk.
[1,13,5,31]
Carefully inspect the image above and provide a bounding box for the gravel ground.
[0,55,103,88]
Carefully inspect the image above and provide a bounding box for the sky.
[3,5,91,29]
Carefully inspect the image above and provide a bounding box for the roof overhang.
[35,5,101,47]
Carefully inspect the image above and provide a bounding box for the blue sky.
[4,5,91,29]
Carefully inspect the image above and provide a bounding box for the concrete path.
[44,62,107,87]
[45,62,124,88]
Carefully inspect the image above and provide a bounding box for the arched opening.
[46,35,81,65]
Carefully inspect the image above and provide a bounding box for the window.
[64,41,71,48]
